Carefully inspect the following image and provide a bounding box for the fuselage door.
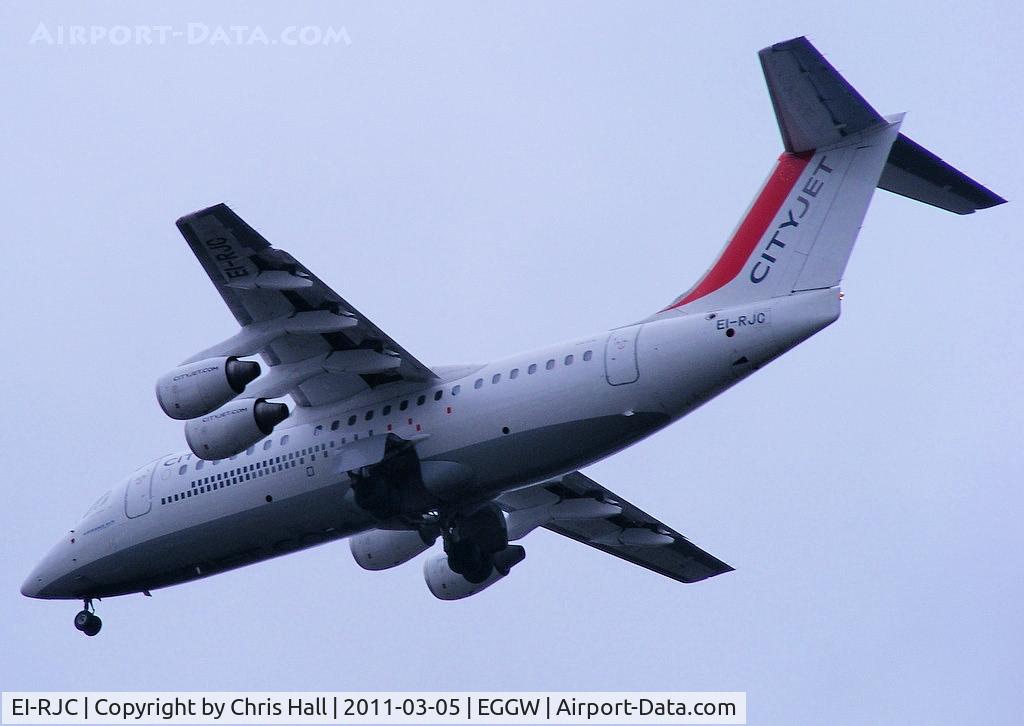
[605,325,641,385]
[124,462,157,518]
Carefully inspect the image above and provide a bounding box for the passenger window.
[492,373,501,384]
[510,368,519,379]
[452,385,461,396]
[348,415,357,426]
[417,395,426,405]
[546,359,555,370]
[365,410,374,421]
[565,354,574,365]
[399,400,409,411]
[528,364,537,374]
[280,434,289,445]
[330,420,340,431]
[178,465,187,475]
[383,405,392,416]
[474,378,483,389]
[263,439,272,450]
[583,350,593,361]
[196,460,204,470]
[314,425,323,436]
[434,390,443,401]
[246,446,255,455]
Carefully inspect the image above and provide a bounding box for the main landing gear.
[443,503,508,585]
[73,599,102,637]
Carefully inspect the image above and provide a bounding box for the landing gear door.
[605,326,641,385]
[124,462,156,518]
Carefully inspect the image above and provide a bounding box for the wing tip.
[175,202,232,230]
[760,34,810,55]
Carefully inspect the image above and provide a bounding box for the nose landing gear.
[73,599,102,637]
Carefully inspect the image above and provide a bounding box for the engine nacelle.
[184,398,289,460]
[350,529,435,571]
[156,356,261,420]
[423,545,525,601]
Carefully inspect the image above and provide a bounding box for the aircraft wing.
[175,203,437,407]
[499,472,733,584]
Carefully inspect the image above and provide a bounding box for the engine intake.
[184,398,289,460]
[424,545,525,600]
[156,356,261,420]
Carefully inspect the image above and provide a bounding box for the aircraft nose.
[21,537,74,599]
[21,562,49,598]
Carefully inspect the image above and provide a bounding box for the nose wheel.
[73,599,102,637]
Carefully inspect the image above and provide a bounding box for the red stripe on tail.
[663,152,812,311]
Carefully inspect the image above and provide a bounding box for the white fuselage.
[22,289,839,600]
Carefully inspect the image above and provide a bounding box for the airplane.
[22,37,1004,636]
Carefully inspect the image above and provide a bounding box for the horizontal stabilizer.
[759,36,885,153]
[879,133,1006,214]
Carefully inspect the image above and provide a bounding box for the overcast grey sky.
[2,2,1022,724]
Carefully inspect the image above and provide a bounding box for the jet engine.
[184,398,289,460]
[156,356,261,420]
[423,545,525,600]
[350,529,436,571]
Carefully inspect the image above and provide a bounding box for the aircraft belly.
[37,406,668,599]
[42,480,374,598]
[429,411,669,498]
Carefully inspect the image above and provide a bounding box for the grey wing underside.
[499,472,733,584]
[176,203,436,408]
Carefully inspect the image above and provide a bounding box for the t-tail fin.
[654,37,1004,317]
